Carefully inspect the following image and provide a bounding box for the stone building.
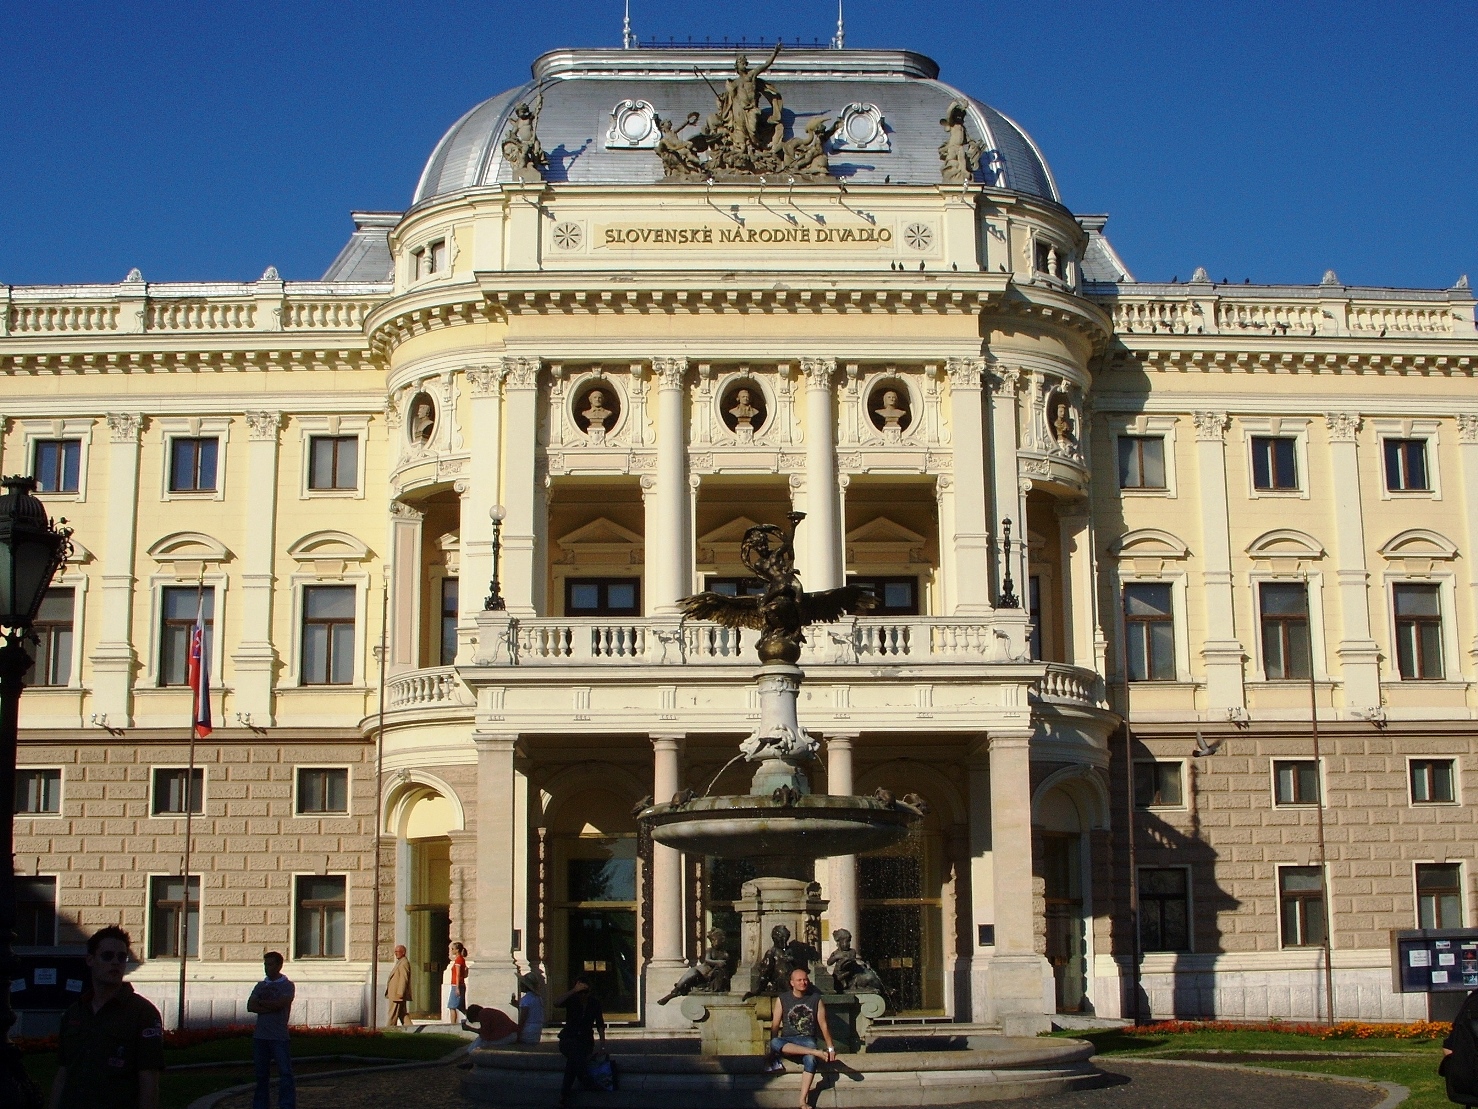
[5,42,1475,1033]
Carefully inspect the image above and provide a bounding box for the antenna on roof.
[622,0,635,48]
[832,0,845,48]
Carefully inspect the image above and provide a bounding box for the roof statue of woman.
[938,99,984,185]
[502,89,548,181]
[724,43,782,156]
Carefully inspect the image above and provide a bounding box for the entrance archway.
[388,780,461,1019]
[1037,785,1090,1014]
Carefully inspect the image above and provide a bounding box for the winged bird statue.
[678,512,879,664]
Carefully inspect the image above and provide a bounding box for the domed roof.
[413,48,1059,205]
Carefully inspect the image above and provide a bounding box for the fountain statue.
[639,512,923,1055]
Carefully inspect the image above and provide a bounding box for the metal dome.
[412,48,1059,205]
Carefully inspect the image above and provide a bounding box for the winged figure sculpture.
[678,512,879,663]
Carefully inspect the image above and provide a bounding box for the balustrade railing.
[1097,288,1466,338]
[385,666,470,709]
[1032,663,1102,707]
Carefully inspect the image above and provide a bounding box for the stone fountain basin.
[643,794,916,858]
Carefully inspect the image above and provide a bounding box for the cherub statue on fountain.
[825,929,887,995]
[744,924,821,999]
[657,928,733,1004]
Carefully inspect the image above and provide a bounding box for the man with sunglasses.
[51,926,164,1109]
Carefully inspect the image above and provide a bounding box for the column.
[986,727,1052,1035]
[1325,413,1381,709]
[500,357,539,616]
[387,502,424,674]
[1058,505,1098,670]
[647,357,690,614]
[935,476,959,616]
[825,734,860,947]
[643,733,689,1027]
[471,730,522,1006]
[964,745,993,1023]
[1192,411,1246,709]
[802,357,842,591]
[232,412,281,723]
[458,365,506,662]
[90,413,142,724]
[946,359,993,613]
[1459,414,1478,665]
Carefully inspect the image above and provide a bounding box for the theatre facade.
[6,43,1477,1033]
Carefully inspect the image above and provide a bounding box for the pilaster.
[89,412,142,724]
[644,732,690,1028]
[965,743,993,1023]
[824,733,860,947]
[1459,415,1478,664]
[1192,411,1246,708]
[387,501,425,674]
[1058,506,1098,670]
[471,731,523,1007]
[946,358,992,613]
[231,411,282,722]
[1325,413,1382,709]
[459,365,506,661]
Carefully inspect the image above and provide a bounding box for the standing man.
[385,945,412,1028]
[51,926,164,1109]
[246,952,295,1109]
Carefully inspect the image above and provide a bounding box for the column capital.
[389,500,424,521]
[466,363,508,395]
[473,731,522,753]
[986,363,1019,395]
[649,732,687,747]
[946,357,985,389]
[986,728,1033,751]
[1324,412,1362,442]
[500,356,540,389]
[1458,413,1478,443]
[105,411,142,444]
[652,356,688,387]
[824,732,860,746]
[1193,410,1229,442]
[245,411,282,441]
[801,356,836,386]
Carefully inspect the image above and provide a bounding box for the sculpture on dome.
[678,512,878,664]
[655,45,836,181]
[502,90,548,182]
[938,99,985,185]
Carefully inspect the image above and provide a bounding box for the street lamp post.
[0,476,73,1109]
[484,504,506,611]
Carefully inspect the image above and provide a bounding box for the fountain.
[464,515,1100,1106]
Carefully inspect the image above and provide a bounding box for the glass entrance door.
[407,836,451,1018]
[552,834,638,1019]
[857,826,944,1014]
[1043,833,1087,1013]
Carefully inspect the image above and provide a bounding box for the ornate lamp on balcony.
[484,503,507,611]
[0,476,73,1109]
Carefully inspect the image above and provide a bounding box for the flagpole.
[177,571,206,1030]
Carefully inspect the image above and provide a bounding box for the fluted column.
[644,733,689,1027]
[825,734,860,946]
[500,357,540,616]
[946,359,992,613]
[233,412,281,722]
[648,357,690,614]
[459,365,506,660]
[1193,412,1245,708]
[986,727,1051,1034]
[802,357,842,591]
[1325,413,1381,708]
[90,413,142,723]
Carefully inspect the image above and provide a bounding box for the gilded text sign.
[597,223,894,248]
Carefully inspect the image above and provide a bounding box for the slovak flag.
[187,596,212,738]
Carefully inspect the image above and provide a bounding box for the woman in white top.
[516,973,545,1045]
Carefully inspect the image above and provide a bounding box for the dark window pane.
[1394,584,1441,617]
[565,578,642,617]
[305,586,355,619]
[160,587,213,687]
[1124,583,1173,617]
[152,768,204,814]
[1274,760,1320,805]
[298,768,349,814]
[16,876,58,946]
[570,584,600,610]
[16,769,62,814]
[847,576,920,616]
[567,858,638,903]
[295,875,347,958]
[1252,437,1299,491]
[303,586,355,685]
[440,577,459,665]
[606,583,636,610]
[35,440,82,494]
[148,875,200,958]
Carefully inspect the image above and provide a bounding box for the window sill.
[1119,487,1172,496]
[303,489,361,498]
[1250,488,1305,498]
[1272,803,1323,810]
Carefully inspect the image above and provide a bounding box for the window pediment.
[555,517,644,566]
[147,531,231,579]
[288,530,373,580]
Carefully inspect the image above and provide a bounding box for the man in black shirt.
[51,926,164,1109]
[765,967,837,1109]
[553,975,606,1107]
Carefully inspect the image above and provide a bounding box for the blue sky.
[2,0,1472,287]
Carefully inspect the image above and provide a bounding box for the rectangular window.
[1251,436,1298,491]
[1118,436,1167,490]
[565,577,641,617]
[1139,868,1190,952]
[705,576,766,597]
[169,437,219,492]
[1028,575,1042,661]
[297,768,349,815]
[15,769,62,814]
[33,439,82,494]
[1273,759,1320,806]
[439,578,459,666]
[1417,863,1463,929]
[302,585,356,684]
[148,875,200,958]
[847,575,920,616]
[1134,761,1184,808]
[1260,582,1311,680]
[1279,867,1327,947]
[1124,583,1175,682]
[1394,584,1444,680]
[295,875,347,958]
[16,877,58,946]
[308,435,358,491]
[1384,439,1430,492]
[1411,759,1457,804]
[152,768,204,815]
[159,587,213,687]
[25,587,74,687]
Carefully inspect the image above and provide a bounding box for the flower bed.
[1129,1019,1449,1041]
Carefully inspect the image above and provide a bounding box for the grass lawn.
[21,1030,466,1109]
[1056,1026,1449,1109]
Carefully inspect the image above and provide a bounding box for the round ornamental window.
[572,381,620,435]
[553,222,583,250]
[867,382,912,433]
[719,380,768,435]
[408,391,437,446]
[845,111,878,146]
[904,223,933,251]
[620,110,649,142]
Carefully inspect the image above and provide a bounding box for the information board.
[1391,928,1478,993]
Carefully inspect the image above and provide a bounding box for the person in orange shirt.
[446,942,469,1023]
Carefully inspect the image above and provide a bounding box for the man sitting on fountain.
[765,966,838,1103]
[657,927,733,1004]
[824,929,887,995]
